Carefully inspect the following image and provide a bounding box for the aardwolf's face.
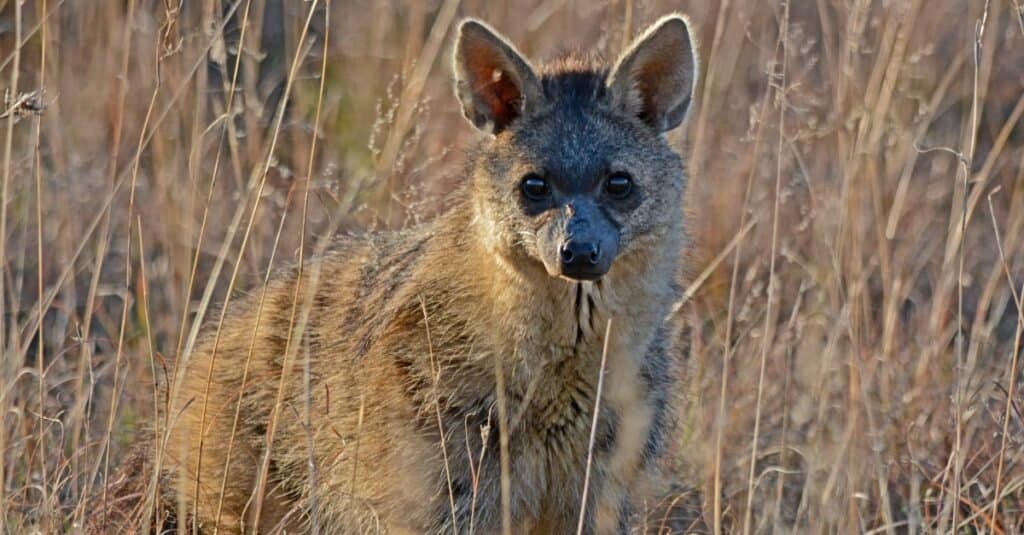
[454,16,698,282]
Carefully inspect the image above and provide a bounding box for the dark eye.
[520,173,550,201]
[605,172,633,199]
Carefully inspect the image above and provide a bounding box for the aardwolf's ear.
[453,19,543,135]
[608,14,699,133]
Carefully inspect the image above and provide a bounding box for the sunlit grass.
[0,1,1021,532]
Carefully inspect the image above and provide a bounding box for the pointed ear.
[607,14,699,133]
[453,19,543,134]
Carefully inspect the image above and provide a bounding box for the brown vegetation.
[1,0,1022,533]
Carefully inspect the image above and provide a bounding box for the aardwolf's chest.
[510,338,618,467]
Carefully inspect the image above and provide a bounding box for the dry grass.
[0,0,1022,533]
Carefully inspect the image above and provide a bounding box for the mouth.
[557,268,606,282]
[538,253,611,282]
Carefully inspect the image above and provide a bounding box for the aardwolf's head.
[455,15,698,282]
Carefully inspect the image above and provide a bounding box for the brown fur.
[154,14,703,534]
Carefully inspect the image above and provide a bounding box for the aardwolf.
[160,13,700,534]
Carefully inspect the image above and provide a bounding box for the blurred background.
[1,0,1022,532]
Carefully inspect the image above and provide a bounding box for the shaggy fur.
[154,13,702,534]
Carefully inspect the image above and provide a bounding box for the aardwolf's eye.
[520,173,551,201]
[605,172,633,199]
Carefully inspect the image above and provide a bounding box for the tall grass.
[0,0,1022,532]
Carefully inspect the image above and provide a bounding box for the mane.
[536,52,610,106]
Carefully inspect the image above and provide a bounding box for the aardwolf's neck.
[424,201,677,374]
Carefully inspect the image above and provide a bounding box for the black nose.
[560,240,600,267]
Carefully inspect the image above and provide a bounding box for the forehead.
[507,105,642,186]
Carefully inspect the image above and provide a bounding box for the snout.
[559,239,610,281]
[535,198,620,282]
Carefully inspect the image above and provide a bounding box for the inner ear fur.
[453,19,543,134]
[607,14,699,133]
